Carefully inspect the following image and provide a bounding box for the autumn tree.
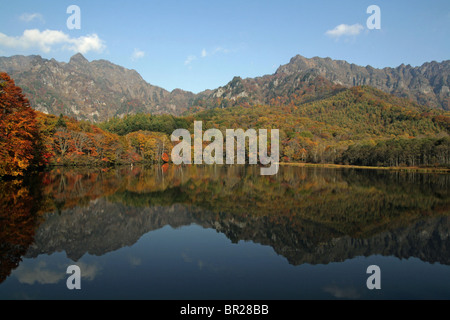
[0,73,39,176]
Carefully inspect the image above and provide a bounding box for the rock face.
[280,55,450,109]
[0,53,194,121]
[202,55,450,110]
[0,53,449,122]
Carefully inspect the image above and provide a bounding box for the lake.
[0,164,449,300]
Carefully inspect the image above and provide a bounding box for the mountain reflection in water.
[0,165,449,298]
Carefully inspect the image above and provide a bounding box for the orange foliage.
[0,73,39,176]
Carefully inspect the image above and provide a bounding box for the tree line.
[1,72,172,177]
[341,137,450,167]
[1,71,449,178]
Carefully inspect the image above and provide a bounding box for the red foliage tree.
[0,72,39,176]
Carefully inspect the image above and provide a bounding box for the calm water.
[0,165,449,300]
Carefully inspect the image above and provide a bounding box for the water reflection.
[0,176,44,283]
[0,165,449,289]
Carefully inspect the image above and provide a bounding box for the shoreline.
[2,162,449,181]
[40,162,450,173]
[280,162,450,173]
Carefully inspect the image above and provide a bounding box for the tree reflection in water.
[1,165,449,284]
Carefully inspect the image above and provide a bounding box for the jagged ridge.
[0,53,448,123]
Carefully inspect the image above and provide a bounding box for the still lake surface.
[0,164,449,300]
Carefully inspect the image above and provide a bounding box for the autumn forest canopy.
[0,71,449,177]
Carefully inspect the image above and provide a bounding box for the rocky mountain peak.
[0,54,193,121]
[0,53,448,122]
[69,53,89,65]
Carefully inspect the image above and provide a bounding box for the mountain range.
[25,199,450,266]
[0,53,449,122]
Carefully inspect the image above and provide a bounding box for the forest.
[100,85,450,168]
[1,71,449,178]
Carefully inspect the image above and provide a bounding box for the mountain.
[24,199,450,266]
[197,54,449,111]
[0,53,194,122]
[0,53,449,122]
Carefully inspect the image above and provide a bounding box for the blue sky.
[0,0,449,93]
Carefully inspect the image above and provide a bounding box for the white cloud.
[0,29,105,54]
[14,261,64,285]
[185,46,231,67]
[13,261,101,285]
[325,24,364,38]
[201,46,230,58]
[132,48,145,60]
[67,34,105,54]
[212,46,230,54]
[184,54,197,65]
[323,285,360,299]
[20,13,45,23]
[77,262,101,281]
